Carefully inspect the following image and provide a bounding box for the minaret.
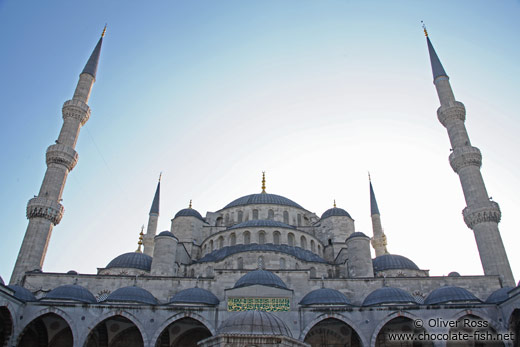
[10,28,106,284]
[424,26,514,286]
[369,174,388,257]
[143,174,161,256]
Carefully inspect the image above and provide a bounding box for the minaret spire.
[10,30,105,284]
[368,174,388,257]
[261,171,266,193]
[426,29,514,285]
[143,174,161,256]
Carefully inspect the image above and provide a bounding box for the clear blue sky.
[1,0,519,284]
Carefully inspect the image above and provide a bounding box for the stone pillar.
[346,233,374,278]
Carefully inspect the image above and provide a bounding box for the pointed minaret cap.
[422,22,448,80]
[369,173,380,216]
[149,173,161,215]
[82,25,106,79]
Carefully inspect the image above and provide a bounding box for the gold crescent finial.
[136,226,144,253]
[189,199,192,209]
[421,21,428,37]
[159,172,162,182]
[261,171,266,193]
[333,199,336,208]
[101,24,107,38]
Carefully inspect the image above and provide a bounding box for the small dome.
[299,288,351,305]
[346,232,369,241]
[105,286,157,305]
[223,193,304,210]
[234,269,288,290]
[228,220,295,230]
[424,286,480,305]
[45,284,96,303]
[486,287,514,304]
[7,285,37,302]
[157,231,177,238]
[219,311,292,337]
[106,252,152,271]
[174,208,205,222]
[169,287,219,305]
[363,287,417,306]
[448,272,461,277]
[373,254,419,272]
[321,207,352,219]
[67,270,78,275]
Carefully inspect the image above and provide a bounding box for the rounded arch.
[17,310,75,347]
[449,309,504,335]
[17,307,77,345]
[80,310,148,347]
[273,230,281,245]
[258,230,266,244]
[300,313,365,345]
[508,309,520,347]
[446,311,505,347]
[0,306,13,347]
[370,311,431,347]
[150,312,215,347]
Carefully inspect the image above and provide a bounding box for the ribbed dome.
[219,311,292,336]
[169,287,219,305]
[373,254,419,271]
[486,287,514,304]
[106,252,152,271]
[45,284,96,303]
[424,286,480,305]
[7,285,37,302]
[228,220,295,230]
[346,232,369,241]
[363,287,417,306]
[223,193,304,210]
[105,286,157,305]
[234,269,288,290]
[157,230,177,238]
[321,207,351,219]
[174,208,205,222]
[299,288,351,305]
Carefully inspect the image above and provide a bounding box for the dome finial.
[158,172,162,182]
[136,226,144,253]
[101,24,107,38]
[261,171,266,193]
[189,199,192,209]
[333,199,336,208]
[421,21,428,37]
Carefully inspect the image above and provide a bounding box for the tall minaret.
[143,174,161,256]
[369,174,388,257]
[10,28,106,285]
[424,26,514,286]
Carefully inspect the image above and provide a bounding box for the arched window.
[280,258,286,269]
[287,233,295,247]
[295,263,300,270]
[273,231,281,245]
[258,256,264,269]
[297,214,302,226]
[225,213,230,226]
[283,211,289,224]
[209,240,214,252]
[216,217,223,226]
[258,230,266,244]
[318,244,321,255]
[230,233,236,246]
[311,240,316,252]
[218,236,224,248]
[310,267,316,277]
[301,235,307,249]
[237,210,243,223]
[244,231,251,244]
[237,257,243,270]
[253,209,259,219]
[203,244,207,254]
[268,209,274,220]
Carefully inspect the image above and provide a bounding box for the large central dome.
[223,193,304,210]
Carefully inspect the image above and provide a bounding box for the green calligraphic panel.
[227,297,290,312]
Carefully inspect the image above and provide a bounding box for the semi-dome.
[424,286,480,305]
[486,287,514,304]
[106,252,152,271]
[321,207,352,219]
[299,288,351,305]
[169,287,219,305]
[228,219,295,230]
[105,286,157,305]
[373,254,419,272]
[363,287,417,306]
[198,244,327,264]
[157,230,177,238]
[223,193,304,210]
[7,285,37,302]
[346,232,369,241]
[44,284,97,303]
[234,269,288,290]
[219,310,292,336]
[174,208,205,222]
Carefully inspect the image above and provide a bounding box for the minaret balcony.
[46,144,78,171]
[26,197,64,225]
[463,201,501,229]
[437,101,466,127]
[449,146,482,173]
[62,99,91,125]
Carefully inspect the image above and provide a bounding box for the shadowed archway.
[18,313,73,347]
[155,318,212,347]
[304,318,362,347]
[85,315,143,347]
[447,314,504,347]
[0,307,13,347]
[375,316,432,347]
[509,309,520,347]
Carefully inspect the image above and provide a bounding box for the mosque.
[1,25,519,347]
